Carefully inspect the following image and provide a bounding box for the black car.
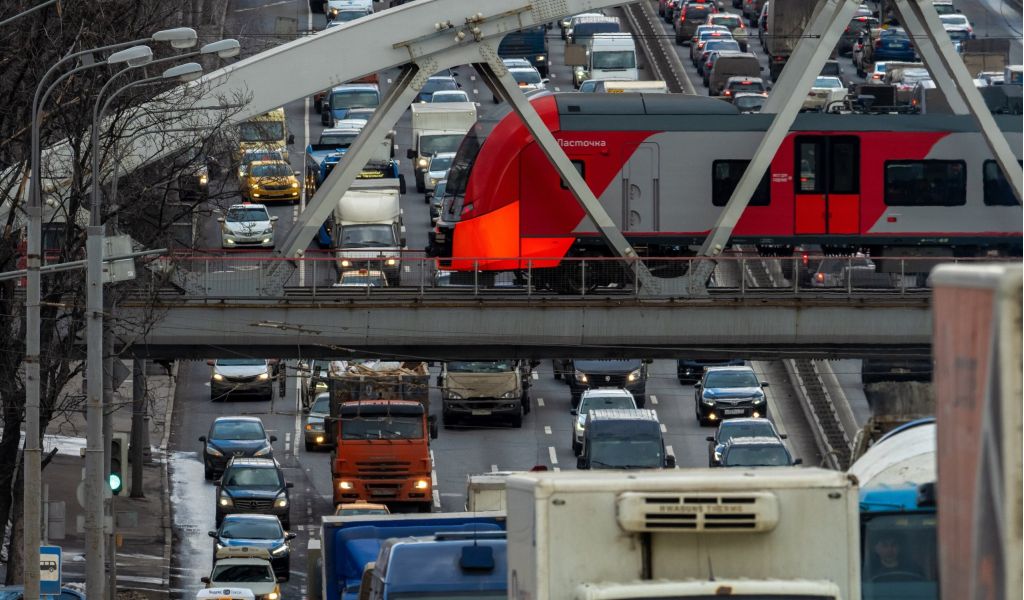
[209,514,296,579]
[200,416,276,480]
[677,358,745,384]
[694,366,769,425]
[215,457,293,529]
[568,359,649,408]
[718,436,801,467]
[706,418,785,466]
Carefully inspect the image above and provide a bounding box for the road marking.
[404,265,410,273]
[285,432,291,442]
[544,426,552,435]
[285,442,291,452]
[473,88,479,95]
[293,363,303,456]
[296,524,305,531]
[554,87,561,91]
[548,446,558,465]
[660,423,667,433]
[531,371,538,380]
[650,395,658,405]
[553,467,561,472]
[432,490,441,509]
[470,75,476,81]
[490,464,498,472]
[537,398,544,407]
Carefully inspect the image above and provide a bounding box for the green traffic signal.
[108,472,122,493]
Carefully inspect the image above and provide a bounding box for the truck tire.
[572,439,581,455]
[522,396,530,415]
[418,502,433,513]
[415,173,425,193]
[305,440,314,452]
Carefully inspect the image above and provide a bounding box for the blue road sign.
[39,545,61,596]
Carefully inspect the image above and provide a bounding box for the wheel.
[418,502,433,513]
[424,193,431,203]
[572,440,581,455]
[510,413,523,428]
[553,370,562,380]
[313,98,322,113]
[442,409,455,429]
[415,175,425,194]
[856,66,866,78]
[571,392,581,409]
[204,465,213,481]
[522,396,530,415]
[635,395,646,409]
[675,35,683,46]
[305,441,314,452]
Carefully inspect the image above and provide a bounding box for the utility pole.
[103,295,116,600]
[130,359,146,498]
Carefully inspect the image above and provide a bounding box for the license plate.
[888,43,902,48]
[370,489,393,496]
[471,409,491,416]
[723,409,746,416]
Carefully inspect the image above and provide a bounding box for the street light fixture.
[24,26,196,600]
[199,39,241,59]
[106,45,154,68]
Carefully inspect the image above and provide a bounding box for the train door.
[794,136,860,235]
[622,143,660,231]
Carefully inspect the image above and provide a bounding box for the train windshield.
[445,118,494,219]
[861,513,938,600]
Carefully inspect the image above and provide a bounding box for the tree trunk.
[0,416,24,570]
[4,455,25,585]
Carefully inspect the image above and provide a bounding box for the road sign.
[39,545,61,596]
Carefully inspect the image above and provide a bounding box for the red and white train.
[430,93,1021,283]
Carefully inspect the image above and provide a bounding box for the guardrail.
[144,251,1017,299]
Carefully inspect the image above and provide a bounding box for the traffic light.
[109,432,129,496]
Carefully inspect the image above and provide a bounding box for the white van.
[588,33,638,83]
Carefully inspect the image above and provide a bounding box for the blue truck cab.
[850,418,937,600]
[322,83,380,127]
[364,533,507,599]
[497,26,549,76]
[311,513,506,600]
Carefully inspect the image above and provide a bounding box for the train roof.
[550,93,1023,133]
[848,418,935,489]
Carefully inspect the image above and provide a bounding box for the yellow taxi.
[240,160,300,203]
[334,502,390,517]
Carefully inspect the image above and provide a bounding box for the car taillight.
[816,272,825,283]
[724,90,732,96]
[802,253,809,267]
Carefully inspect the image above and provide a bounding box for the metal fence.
[148,250,1021,299]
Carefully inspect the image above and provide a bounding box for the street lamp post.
[25,27,196,600]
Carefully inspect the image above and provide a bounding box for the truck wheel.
[571,392,581,409]
[572,440,581,455]
[415,175,425,194]
[418,502,433,513]
[636,395,646,409]
[304,440,314,452]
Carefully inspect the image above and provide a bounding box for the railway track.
[787,359,854,469]
[621,1,692,93]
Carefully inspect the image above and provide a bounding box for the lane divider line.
[537,398,545,407]
[543,426,552,435]
[650,395,658,405]
[548,446,558,465]
[490,464,498,472]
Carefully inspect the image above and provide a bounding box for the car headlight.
[430,178,439,185]
[271,544,289,556]
[627,368,641,383]
[254,444,273,457]
[575,371,588,384]
[250,182,260,190]
[258,372,270,381]
[702,395,715,405]
[417,158,428,168]
[215,542,226,551]
[264,593,280,600]
[536,55,546,61]
[713,450,722,462]
[446,391,463,400]
[385,258,397,266]
[414,479,429,490]
[206,444,223,457]
[219,494,233,507]
[338,481,353,490]
[212,373,224,381]
[274,494,289,508]
[306,420,325,431]
[291,181,300,189]
[261,228,274,235]
[199,174,209,185]
[574,420,585,433]
[340,259,352,267]
[502,391,517,398]
[752,395,766,404]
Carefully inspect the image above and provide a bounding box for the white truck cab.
[578,33,638,87]
[332,179,405,285]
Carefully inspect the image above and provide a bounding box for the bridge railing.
[149,250,1018,299]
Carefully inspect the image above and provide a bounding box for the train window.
[983,160,1023,206]
[559,160,586,190]
[884,160,966,206]
[711,160,771,207]
[797,139,823,194]
[829,137,859,194]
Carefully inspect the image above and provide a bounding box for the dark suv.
[215,457,293,529]
[200,416,276,480]
[569,359,649,408]
[677,358,745,384]
[675,1,717,44]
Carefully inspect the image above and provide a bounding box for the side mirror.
[793,458,804,465]
[429,415,439,439]
[694,382,702,388]
[706,436,715,442]
[780,434,788,439]
[295,170,302,178]
[271,216,280,221]
[665,454,677,469]
[542,78,550,84]
[570,409,578,416]
[270,435,278,442]
[287,134,295,145]
[201,577,211,584]
[208,530,217,537]
[287,532,298,540]
[399,174,407,195]
[198,436,207,442]
[406,148,416,159]
[286,482,294,488]
[760,381,770,387]
[207,359,215,366]
[576,456,588,470]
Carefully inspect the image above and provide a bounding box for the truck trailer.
[765,0,817,81]
[506,468,859,600]
[407,103,476,193]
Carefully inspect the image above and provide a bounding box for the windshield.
[339,224,396,248]
[211,420,266,441]
[946,29,970,41]
[334,9,368,21]
[573,22,620,42]
[431,91,468,102]
[239,122,284,142]
[705,40,740,52]
[704,370,759,388]
[579,395,635,414]
[814,77,844,88]
[712,15,741,28]
[341,415,424,440]
[718,422,777,444]
[221,520,283,539]
[723,445,791,466]
[226,208,269,223]
[223,467,281,487]
[882,29,910,41]
[901,69,931,83]
[939,14,967,25]
[338,508,390,516]
[311,395,331,414]
[589,436,663,469]
[730,81,765,92]
[217,359,266,367]
[320,132,360,147]
[250,163,292,178]
[331,90,379,110]
[511,69,543,84]
[242,151,283,165]
[211,564,275,583]
[420,134,465,156]
[423,78,458,94]
[579,80,599,92]
[447,361,515,373]
[861,513,938,599]
[735,96,765,111]
[592,51,636,70]
[429,155,454,171]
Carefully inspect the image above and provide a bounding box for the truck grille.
[616,492,779,533]
[587,374,626,387]
[223,375,258,383]
[233,499,274,510]
[355,461,412,477]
